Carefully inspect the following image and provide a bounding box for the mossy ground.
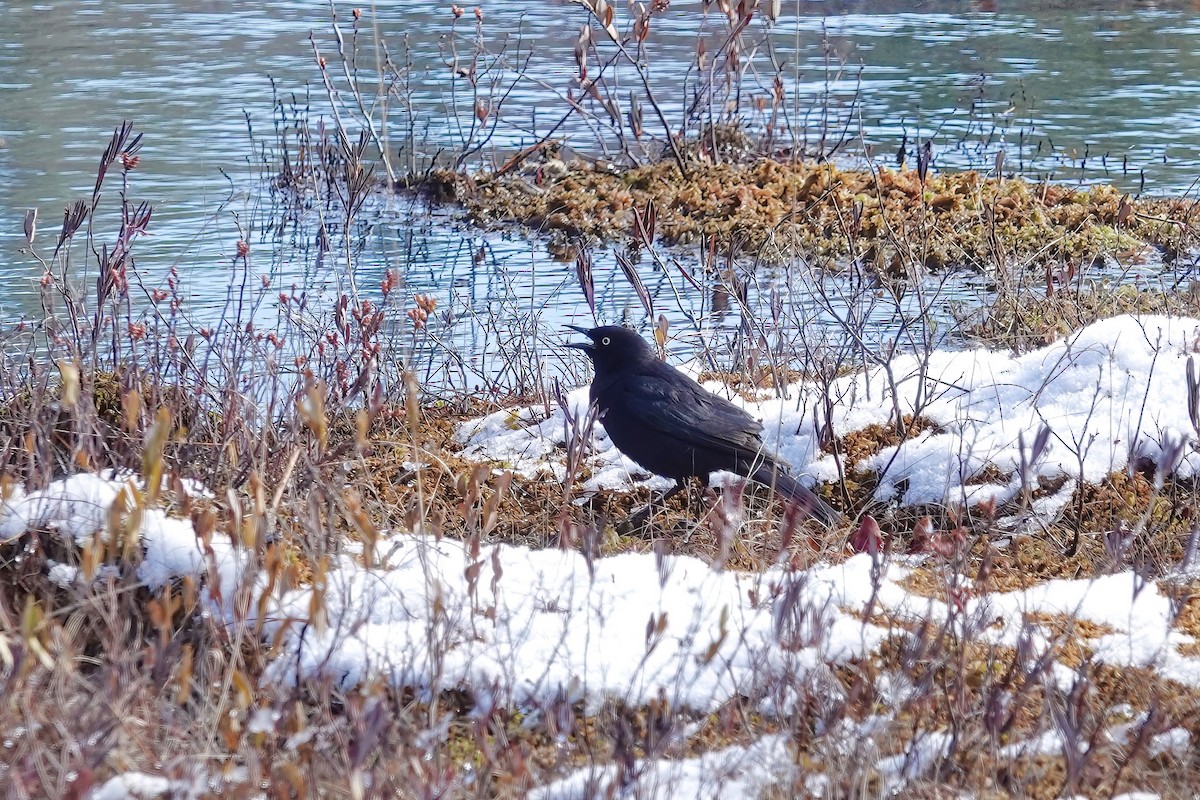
[8,377,1200,796]
[961,281,1200,352]
[447,158,1199,274]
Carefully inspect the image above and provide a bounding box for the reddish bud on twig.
[381,269,398,295]
[907,516,934,554]
[976,496,997,520]
[850,515,883,556]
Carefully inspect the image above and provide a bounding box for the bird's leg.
[622,483,685,533]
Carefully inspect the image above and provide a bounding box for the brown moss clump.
[451,159,1198,271]
[828,414,941,464]
[894,568,968,604]
[697,367,807,396]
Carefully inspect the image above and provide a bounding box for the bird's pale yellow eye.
[601,337,611,345]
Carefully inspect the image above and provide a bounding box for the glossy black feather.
[567,325,839,527]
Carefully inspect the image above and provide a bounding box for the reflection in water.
[3,1,1200,385]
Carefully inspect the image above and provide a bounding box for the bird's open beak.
[564,325,594,354]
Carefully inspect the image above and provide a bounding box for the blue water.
[2,1,1199,386]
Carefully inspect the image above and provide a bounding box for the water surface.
[2,1,1199,383]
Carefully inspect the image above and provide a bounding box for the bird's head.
[565,325,653,373]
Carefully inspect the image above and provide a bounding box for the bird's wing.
[619,367,769,457]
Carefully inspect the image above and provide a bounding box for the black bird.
[566,325,840,527]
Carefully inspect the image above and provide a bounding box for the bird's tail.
[750,463,840,528]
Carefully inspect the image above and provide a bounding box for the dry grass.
[8,24,1200,790]
[961,282,1200,353]
[9,378,1200,797]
